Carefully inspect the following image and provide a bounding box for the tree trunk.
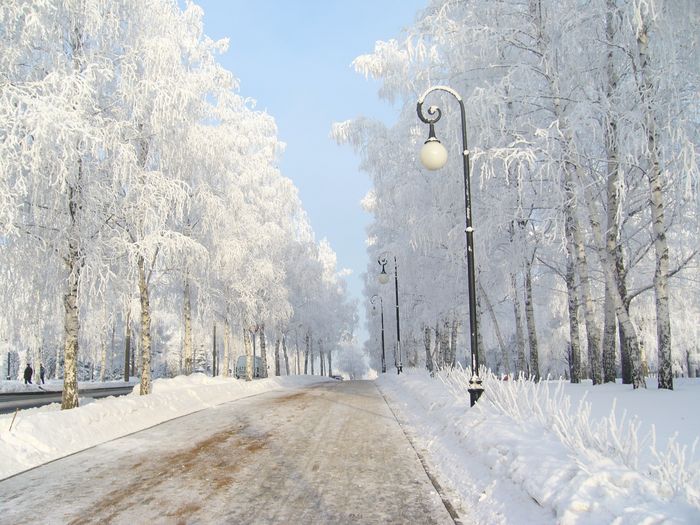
[212,323,217,377]
[619,268,632,383]
[282,335,290,375]
[310,336,315,375]
[424,325,433,373]
[54,342,61,380]
[319,340,325,376]
[565,257,582,383]
[433,322,441,370]
[479,281,509,375]
[449,319,458,369]
[438,321,449,370]
[223,319,231,377]
[304,331,309,374]
[511,273,527,376]
[295,332,300,374]
[637,19,673,390]
[99,333,107,382]
[603,1,622,384]
[137,255,152,395]
[327,347,332,377]
[524,256,540,381]
[602,287,617,382]
[61,227,81,410]
[123,309,131,382]
[259,323,268,378]
[109,321,116,380]
[130,333,136,378]
[274,337,281,376]
[580,172,646,389]
[243,328,253,381]
[182,278,193,375]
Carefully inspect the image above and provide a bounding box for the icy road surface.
[0,380,456,524]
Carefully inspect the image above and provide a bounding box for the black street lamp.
[417,85,483,406]
[370,295,387,373]
[378,256,403,374]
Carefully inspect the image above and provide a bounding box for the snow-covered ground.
[377,369,700,524]
[2,371,698,523]
[0,374,331,480]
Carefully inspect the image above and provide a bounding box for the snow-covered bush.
[380,368,700,522]
[439,367,700,511]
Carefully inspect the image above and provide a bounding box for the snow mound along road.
[377,369,700,525]
[0,374,331,480]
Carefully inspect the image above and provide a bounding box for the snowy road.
[0,380,457,524]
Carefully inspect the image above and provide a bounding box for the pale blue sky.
[195,1,426,341]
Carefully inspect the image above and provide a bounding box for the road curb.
[376,383,464,525]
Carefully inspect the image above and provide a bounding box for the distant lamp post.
[378,259,390,285]
[378,256,402,374]
[417,85,483,406]
[370,295,387,374]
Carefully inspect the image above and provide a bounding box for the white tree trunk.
[54,342,61,380]
[259,323,268,378]
[637,19,673,390]
[282,335,290,376]
[319,339,325,376]
[137,255,152,395]
[511,273,527,376]
[424,325,433,373]
[274,337,281,376]
[99,335,107,382]
[222,319,231,378]
[123,309,131,382]
[182,278,193,375]
[524,256,540,381]
[61,184,82,410]
[565,257,582,383]
[603,0,622,384]
[449,319,458,369]
[244,328,253,381]
[310,337,315,375]
[212,323,217,376]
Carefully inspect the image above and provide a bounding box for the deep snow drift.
[377,370,699,524]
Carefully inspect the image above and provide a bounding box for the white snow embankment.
[377,369,700,525]
[0,374,329,480]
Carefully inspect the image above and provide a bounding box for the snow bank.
[0,374,330,480]
[377,369,699,524]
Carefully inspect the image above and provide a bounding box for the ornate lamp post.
[417,85,483,406]
[370,295,387,373]
[378,256,402,374]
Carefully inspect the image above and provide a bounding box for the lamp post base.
[468,375,483,407]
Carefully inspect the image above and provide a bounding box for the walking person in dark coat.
[39,364,45,385]
[23,364,33,385]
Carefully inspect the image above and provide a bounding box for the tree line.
[335,0,698,387]
[0,0,356,408]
